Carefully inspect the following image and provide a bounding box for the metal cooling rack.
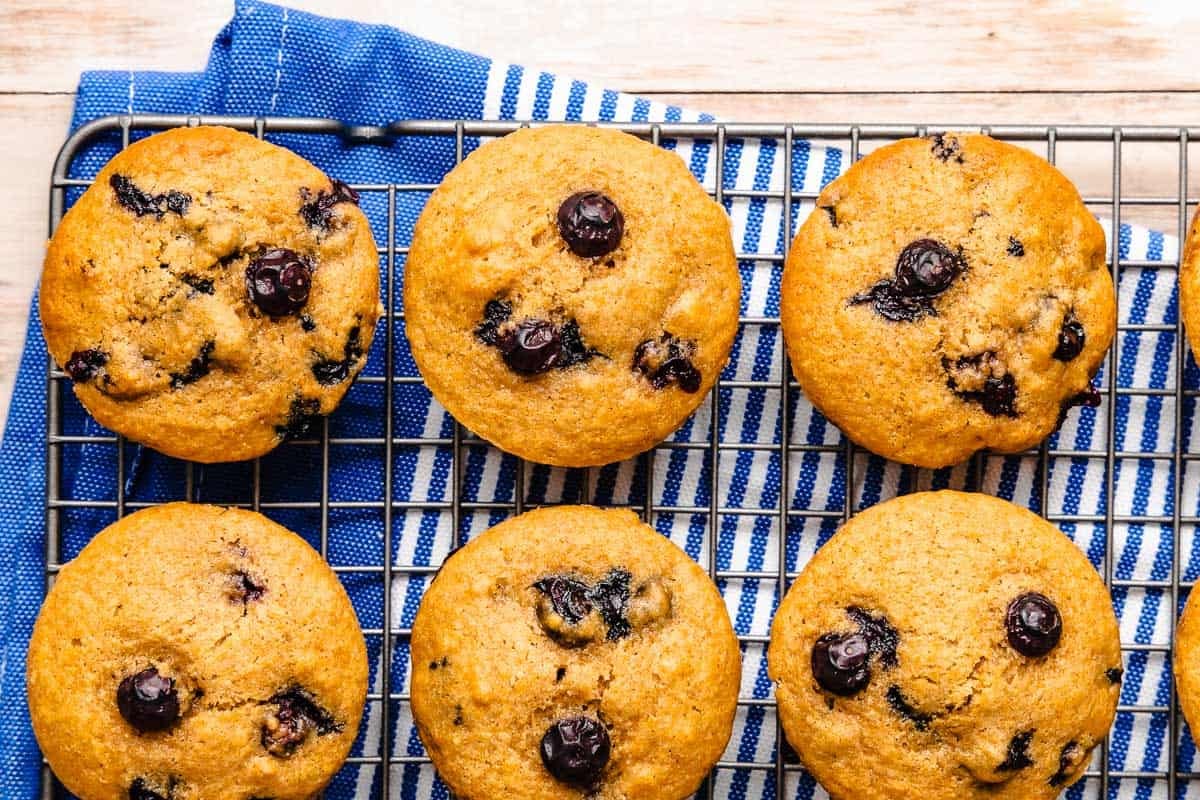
[40,115,1200,799]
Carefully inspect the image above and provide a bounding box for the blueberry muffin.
[781,133,1115,468]
[768,491,1121,800]
[1171,588,1200,741]
[1178,205,1200,358]
[26,503,368,800]
[40,126,382,463]
[403,125,740,467]
[410,505,741,799]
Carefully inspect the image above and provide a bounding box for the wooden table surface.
[1,0,1198,433]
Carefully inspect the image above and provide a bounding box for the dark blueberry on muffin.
[246,249,312,317]
[557,191,625,258]
[116,667,180,733]
[65,349,108,382]
[540,715,611,788]
[1006,593,1062,657]
[811,632,872,696]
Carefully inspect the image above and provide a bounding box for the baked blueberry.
[275,396,323,440]
[1053,313,1086,361]
[846,606,900,667]
[533,575,594,625]
[1007,236,1025,257]
[474,299,513,346]
[850,239,966,322]
[811,632,871,696]
[1006,593,1062,657]
[929,134,964,163]
[1106,667,1124,684]
[300,179,360,231]
[894,239,964,297]
[633,334,702,393]
[128,778,171,800]
[228,570,266,604]
[540,715,611,788]
[169,340,215,389]
[997,730,1035,771]
[246,249,312,317]
[497,319,563,375]
[557,191,624,258]
[591,569,633,641]
[116,667,180,733]
[64,349,107,382]
[261,686,339,757]
[110,174,191,219]
[1048,741,1082,787]
[311,326,364,386]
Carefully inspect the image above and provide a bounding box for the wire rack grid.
[39,114,1200,799]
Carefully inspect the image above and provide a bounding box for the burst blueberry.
[246,249,312,317]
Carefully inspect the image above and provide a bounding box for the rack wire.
[40,115,1200,799]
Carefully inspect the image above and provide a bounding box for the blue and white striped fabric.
[0,2,1192,799]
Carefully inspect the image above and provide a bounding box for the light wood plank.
[3,0,1200,94]
[0,94,73,428]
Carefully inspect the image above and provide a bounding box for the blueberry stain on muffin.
[943,352,1019,417]
[1006,593,1062,657]
[1048,741,1083,787]
[227,570,266,606]
[64,348,108,382]
[633,333,702,392]
[474,299,513,345]
[557,191,624,258]
[275,396,323,440]
[850,239,966,322]
[261,686,341,757]
[533,569,670,646]
[116,667,180,733]
[169,340,215,389]
[885,685,934,730]
[180,274,214,295]
[1007,236,1026,257]
[300,179,360,232]
[1053,312,1086,361]
[929,134,965,164]
[128,777,175,800]
[820,205,838,228]
[997,730,1036,771]
[540,715,611,789]
[246,249,313,317]
[110,174,191,219]
[312,325,364,385]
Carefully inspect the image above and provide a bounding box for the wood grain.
[3,0,1200,94]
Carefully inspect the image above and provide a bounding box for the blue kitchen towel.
[0,2,1193,799]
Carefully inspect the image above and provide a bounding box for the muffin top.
[410,505,741,800]
[403,125,740,467]
[769,491,1122,800]
[40,125,381,463]
[26,503,368,800]
[781,133,1114,467]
